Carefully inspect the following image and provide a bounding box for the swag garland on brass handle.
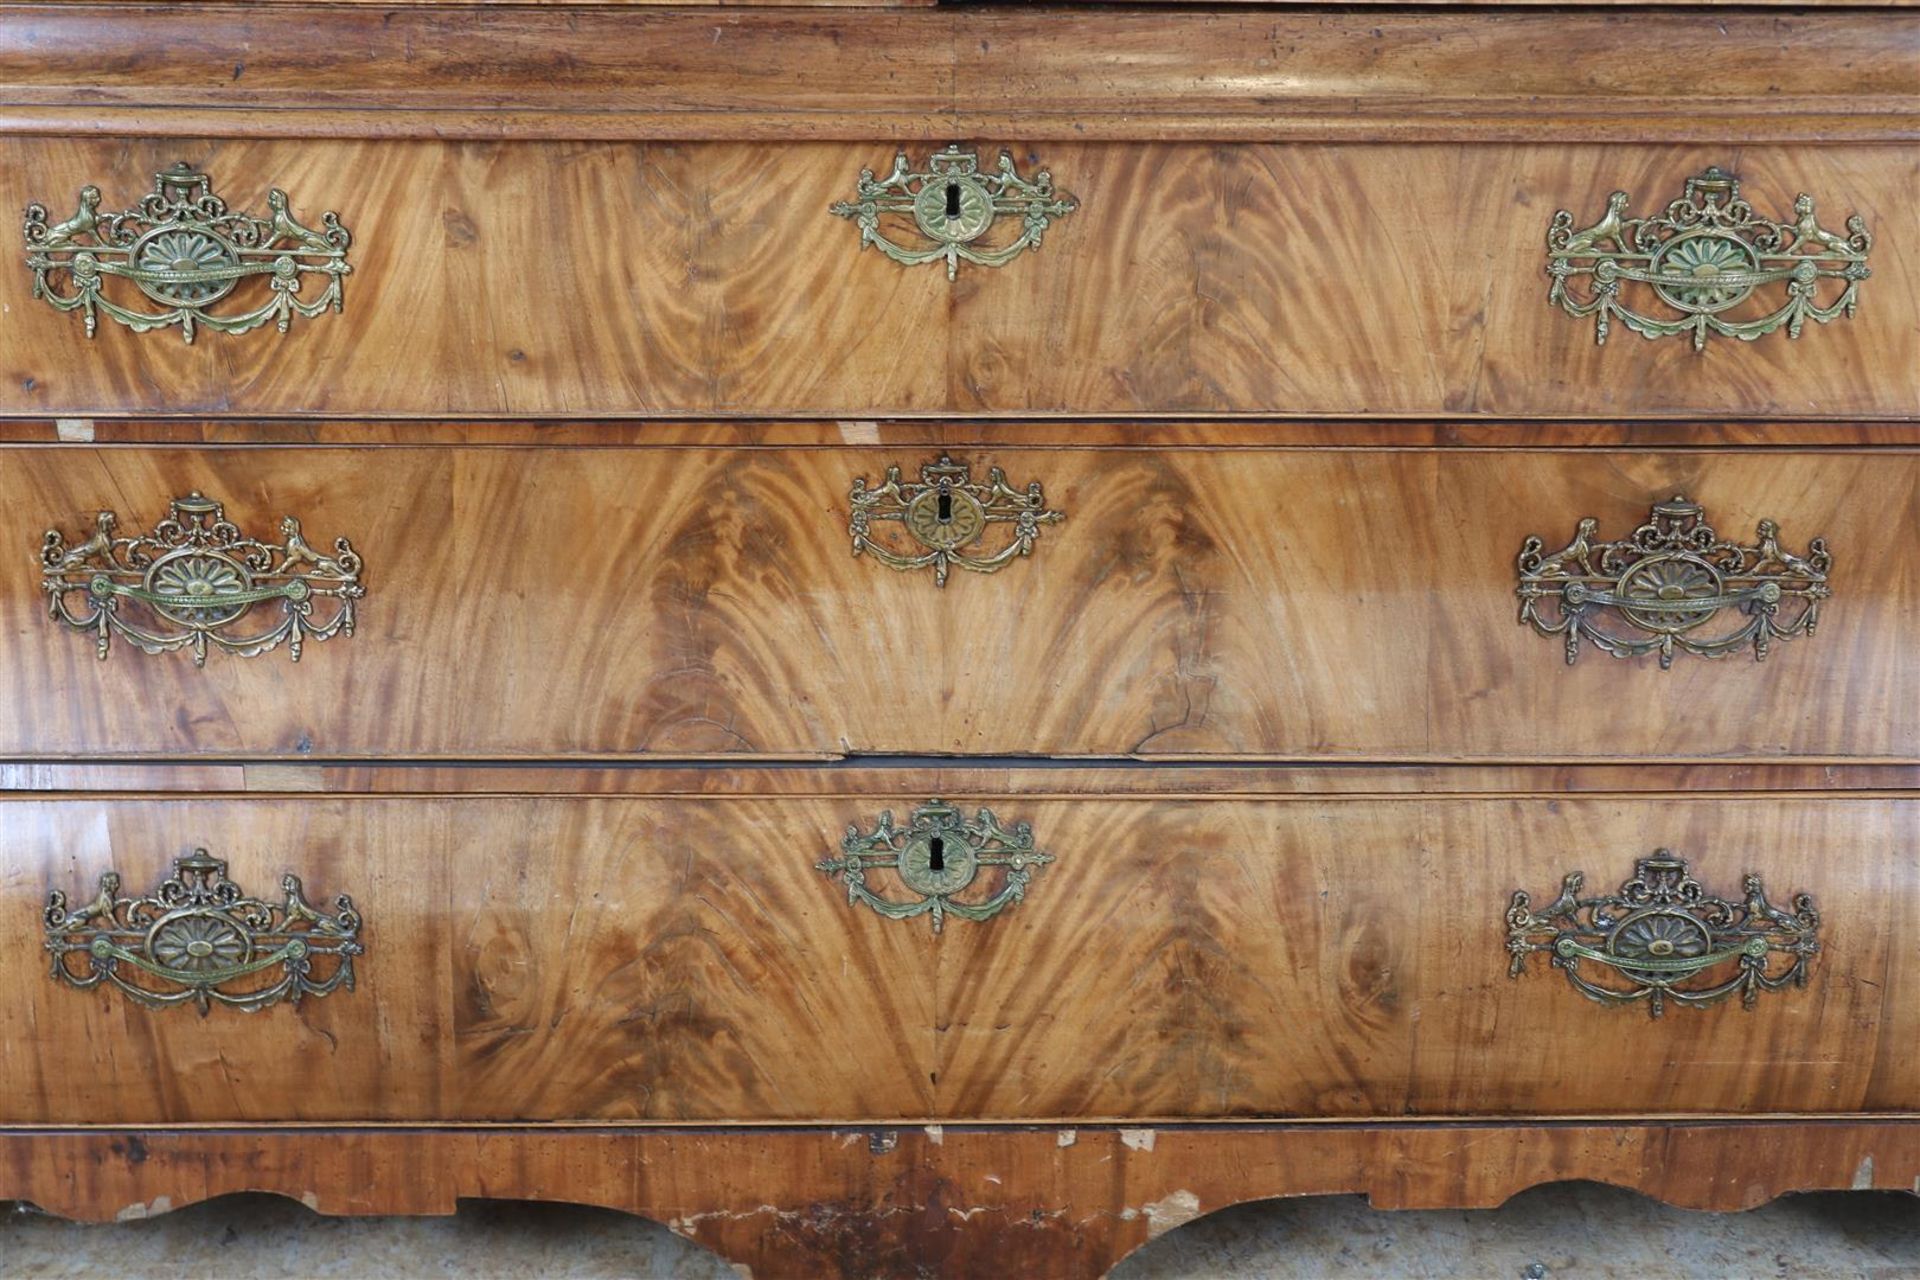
[818,799,1054,933]
[24,163,352,342]
[831,146,1076,279]
[1546,167,1870,351]
[1507,850,1819,1019]
[1516,496,1830,668]
[850,454,1063,587]
[45,850,363,1015]
[41,492,365,666]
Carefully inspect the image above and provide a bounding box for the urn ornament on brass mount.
[44,850,364,1016]
[1507,850,1819,1019]
[1516,495,1830,668]
[1546,167,1870,350]
[41,492,366,666]
[23,162,353,342]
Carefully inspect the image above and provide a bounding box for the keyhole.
[928,837,945,873]
[945,182,962,221]
[937,481,953,524]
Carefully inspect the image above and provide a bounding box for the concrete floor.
[3,1183,1916,1278]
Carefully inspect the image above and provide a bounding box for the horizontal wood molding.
[1,8,1915,142]
[5,763,1917,797]
[2,420,1917,448]
[4,1122,1917,1277]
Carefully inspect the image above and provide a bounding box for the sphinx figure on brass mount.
[1507,850,1819,1019]
[1546,167,1870,350]
[818,799,1054,933]
[849,454,1064,587]
[45,850,363,1015]
[831,146,1076,279]
[23,162,352,342]
[41,492,365,666]
[1516,495,1829,668]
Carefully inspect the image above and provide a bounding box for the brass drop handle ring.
[40,491,365,666]
[23,162,353,342]
[1546,166,1870,350]
[1516,495,1830,668]
[1507,849,1819,1019]
[44,850,364,1016]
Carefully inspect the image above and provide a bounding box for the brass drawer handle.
[817,799,1054,933]
[23,162,353,343]
[1507,849,1818,1019]
[41,491,366,666]
[45,849,364,1015]
[1546,167,1870,351]
[850,454,1063,587]
[1516,495,1830,668]
[830,146,1076,279]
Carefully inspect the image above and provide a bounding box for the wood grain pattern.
[940,795,1920,1120]
[3,9,1914,142]
[1,793,1913,1124]
[3,140,1916,419]
[5,1122,1918,1278]
[0,444,1913,760]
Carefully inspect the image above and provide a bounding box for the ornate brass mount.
[818,799,1054,933]
[45,850,363,1015]
[24,163,352,342]
[1507,850,1818,1019]
[41,492,365,666]
[830,146,1076,279]
[1546,167,1870,351]
[850,454,1063,587]
[1517,496,1829,668]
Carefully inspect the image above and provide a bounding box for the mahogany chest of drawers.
[1,4,1916,1276]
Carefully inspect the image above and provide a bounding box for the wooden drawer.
[4,138,1913,419]
[2,437,1914,761]
[3,785,1913,1124]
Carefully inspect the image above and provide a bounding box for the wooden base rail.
[5,1122,1917,1278]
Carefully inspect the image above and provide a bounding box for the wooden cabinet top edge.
[1,7,1915,142]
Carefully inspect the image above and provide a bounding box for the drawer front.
[2,444,1914,760]
[2,796,935,1124]
[5,139,1913,418]
[2,793,1912,1123]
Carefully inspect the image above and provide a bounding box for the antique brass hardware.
[24,163,352,342]
[1507,850,1818,1018]
[45,850,363,1015]
[1516,495,1829,668]
[849,454,1063,587]
[817,799,1054,933]
[41,492,365,666]
[830,146,1076,279]
[1546,167,1870,350]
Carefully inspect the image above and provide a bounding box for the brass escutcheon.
[818,799,1054,933]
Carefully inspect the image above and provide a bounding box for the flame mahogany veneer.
[1,5,1916,1277]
